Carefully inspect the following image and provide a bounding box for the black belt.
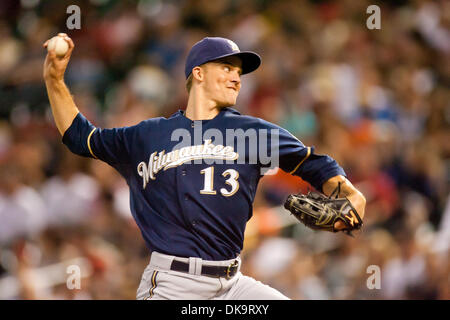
[170,259,239,279]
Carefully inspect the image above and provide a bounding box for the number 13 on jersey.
[200,166,239,197]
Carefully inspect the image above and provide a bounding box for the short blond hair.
[186,73,193,93]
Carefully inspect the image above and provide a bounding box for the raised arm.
[43,33,79,136]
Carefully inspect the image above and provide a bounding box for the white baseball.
[47,36,69,57]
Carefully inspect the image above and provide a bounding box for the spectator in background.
[0,0,448,299]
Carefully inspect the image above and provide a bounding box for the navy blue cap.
[185,37,261,79]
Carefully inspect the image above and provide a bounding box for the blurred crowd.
[0,0,449,299]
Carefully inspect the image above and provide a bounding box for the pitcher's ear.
[192,66,205,81]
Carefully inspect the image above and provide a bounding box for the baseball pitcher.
[43,34,366,300]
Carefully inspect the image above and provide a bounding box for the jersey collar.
[171,107,241,120]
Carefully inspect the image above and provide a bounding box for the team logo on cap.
[226,39,240,52]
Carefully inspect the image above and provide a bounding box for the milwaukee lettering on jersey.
[137,139,239,189]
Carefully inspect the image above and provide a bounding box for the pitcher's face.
[201,56,243,107]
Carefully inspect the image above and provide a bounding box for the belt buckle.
[226,260,238,279]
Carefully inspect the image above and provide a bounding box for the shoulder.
[131,116,169,131]
[224,107,282,130]
[136,116,165,126]
[230,110,293,139]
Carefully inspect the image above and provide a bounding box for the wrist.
[45,78,65,89]
[347,191,366,219]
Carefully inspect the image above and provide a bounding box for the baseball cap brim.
[207,51,261,75]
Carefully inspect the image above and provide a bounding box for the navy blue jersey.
[63,107,345,260]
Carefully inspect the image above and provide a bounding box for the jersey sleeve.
[261,120,346,192]
[62,112,135,165]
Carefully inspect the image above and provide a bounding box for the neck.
[185,90,223,120]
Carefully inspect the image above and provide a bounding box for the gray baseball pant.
[136,251,290,300]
